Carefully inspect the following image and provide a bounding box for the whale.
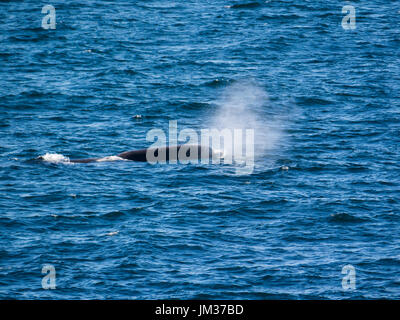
[70,145,221,163]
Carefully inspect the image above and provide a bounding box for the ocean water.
[1,0,399,299]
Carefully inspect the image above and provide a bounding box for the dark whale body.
[70,145,216,163]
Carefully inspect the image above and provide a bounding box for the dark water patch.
[227,2,262,10]
[1,90,68,104]
[180,101,212,110]
[257,13,304,21]
[344,163,369,173]
[257,199,289,206]
[165,243,205,251]
[44,116,68,122]
[327,213,369,224]
[295,96,334,107]
[375,258,400,267]
[100,210,126,220]
[0,217,27,229]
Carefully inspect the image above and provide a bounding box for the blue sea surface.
[1,0,400,299]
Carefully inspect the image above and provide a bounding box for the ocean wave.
[227,2,262,9]
[328,213,368,224]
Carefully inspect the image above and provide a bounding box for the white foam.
[95,156,125,162]
[105,231,119,236]
[39,153,71,164]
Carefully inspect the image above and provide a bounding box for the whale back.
[118,145,214,162]
[70,145,216,163]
